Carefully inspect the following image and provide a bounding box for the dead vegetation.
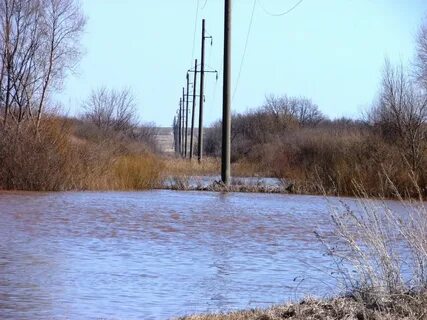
[179,294,427,320]
[198,19,427,198]
[163,157,220,177]
[202,59,427,198]
[0,116,164,191]
[0,0,163,192]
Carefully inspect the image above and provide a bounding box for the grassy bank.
[180,293,427,320]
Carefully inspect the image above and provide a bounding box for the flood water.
[0,191,403,319]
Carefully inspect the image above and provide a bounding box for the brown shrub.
[0,119,78,191]
[112,154,163,190]
[263,127,426,198]
[0,117,164,191]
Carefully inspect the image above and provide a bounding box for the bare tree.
[204,120,222,157]
[204,95,325,160]
[372,60,427,173]
[415,20,427,89]
[263,94,296,127]
[263,94,324,128]
[83,87,139,135]
[36,0,86,130]
[0,0,85,130]
[296,98,324,126]
[0,0,44,127]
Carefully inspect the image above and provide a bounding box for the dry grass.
[179,294,427,320]
[0,117,164,191]
[318,179,427,296]
[74,148,164,191]
[231,160,271,177]
[112,154,163,190]
[162,157,220,177]
[0,118,78,191]
[162,157,273,179]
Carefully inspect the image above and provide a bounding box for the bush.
[269,127,426,197]
[113,154,163,190]
[0,117,164,191]
[0,119,78,191]
[204,104,427,197]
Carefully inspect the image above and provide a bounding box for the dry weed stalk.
[320,177,427,304]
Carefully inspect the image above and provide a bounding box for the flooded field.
[0,191,403,319]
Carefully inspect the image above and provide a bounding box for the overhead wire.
[201,0,208,10]
[186,0,304,128]
[257,0,304,17]
[232,0,257,103]
[191,0,201,67]
[232,0,305,102]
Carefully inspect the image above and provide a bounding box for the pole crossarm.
[188,69,218,75]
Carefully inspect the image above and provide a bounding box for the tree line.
[0,0,161,191]
[204,20,427,197]
[0,0,85,131]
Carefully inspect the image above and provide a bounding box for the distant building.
[153,127,200,155]
[154,127,174,155]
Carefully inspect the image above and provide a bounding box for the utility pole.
[178,99,182,156]
[198,19,206,163]
[173,115,178,153]
[182,87,185,157]
[222,0,231,185]
[190,59,198,160]
[185,74,190,158]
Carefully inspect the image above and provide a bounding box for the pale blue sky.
[59,0,427,126]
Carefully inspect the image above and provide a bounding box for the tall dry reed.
[319,178,427,304]
[0,117,164,191]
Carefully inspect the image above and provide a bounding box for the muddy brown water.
[0,191,405,319]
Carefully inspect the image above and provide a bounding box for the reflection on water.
[0,191,404,319]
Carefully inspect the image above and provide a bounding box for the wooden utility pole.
[198,19,206,163]
[182,87,185,156]
[178,99,182,156]
[222,0,231,185]
[173,115,178,153]
[185,74,190,158]
[190,59,198,160]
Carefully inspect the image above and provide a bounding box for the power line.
[232,0,305,102]
[191,0,201,66]
[201,0,208,10]
[232,0,256,102]
[258,0,304,17]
